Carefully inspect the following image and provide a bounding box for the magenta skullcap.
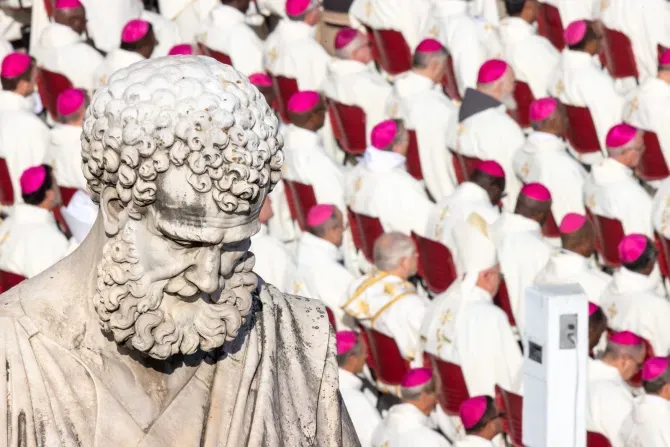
[415,38,443,54]
[618,234,648,264]
[56,88,86,116]
[559,213,586,234]
[336,331,358,355]
[55,0,83,8]
[609,330,643,346]
[401,368,433,388]
[459,396,488,429]
[335,27,359,50]
[249,73,273,87]
[588,302,600,316]
[660,50,670,67]
[477,59,508,84]
[286,0,314,16]
[529,97,558,122]
[475,160,505,178]
[564,20,587,46]
[371,120,398,149]
[642,357,670,381]
[521,183,551,202]
[168,44,193,55]
[20,165,47,195]
[121,19,150,44]
[287,90,320,113]
[1,52,31,78]
[307,204,335,227]
[606,123,638,148]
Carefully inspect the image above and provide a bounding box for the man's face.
[310,99,327,130]
[393,129,410,156]
[68,7,87,35]
[500,69,517,110]
[626,132,646,168]
[352,35,373,64]
[622,349,646,380]
[325,208,345,247]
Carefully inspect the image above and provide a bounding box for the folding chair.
[564,105,602,156]
[600,27,639,82]
[537,3,565,51]
[0,158,14,206]
[37,68,74,122]
[405,130,423,180]
[326,99,367,157]
[495,385,524,447]
[411,232,458,295]
[366,27,412,76]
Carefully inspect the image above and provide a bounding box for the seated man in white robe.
[449,59,525,209]
[620,357,670,446]
[0,53,49,203]
[336,331,381,447]
[345,119,435,237]
[157,0,218,44]
[371,368,451,447]
[490,183,554,332]
[199,0,264,75]
[33,0,103,93]
[584,123,653,236]
[61,189,98,254]
[535,213,610,304]
[46,88,89,191]
[421,213,522,397]
[454,396,503,446]
[513,98,587,222]
[600,234,670,356]
[588,330,644,447]
[548,20,624,163]
[0,165,69,278]
[498,0,560,99]
[94,19,158,88]
[323,27,391,147]
[290,205,356,329]
[342,233,429,368]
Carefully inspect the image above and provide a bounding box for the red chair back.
[405,130,423,180]
[542,211,560,238]
[349,209,384,263]
[427,354,470,415]
[271,75,299,123]
[0,270,26,293]
[347,206,364,254]
[283,180,317,232]
[564,105,602,155]
[357,323,378,372]
[60,187,78,206]
[495,385,524,447]
[601,27,639,80]
[512,81,535,129]
[411,232,458,294]
[325,306,337,330]
[494,279,517,327]
[587,432,613,447]
[589,214,625,268]
[360,325,410,386]
[0,158,14,206]
[204,46,233,66]
[656,233,670,278]
[442,53,461,101]
[537,3,565,51]
[366,27,412,76]
[37,68,74,122]
[451,150,484,184]
[326,99,367,156]
[45,0,54,17]
[637,131,670,181]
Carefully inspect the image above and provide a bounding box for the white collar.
[523,131,567,154]
[589,359,627,385]
[612,267,658,295]
[385,403,433,428]
[459,181,493,205]
[298,232,342,262]
[591,158,633,184]
[460,435,495,446]
[497,212,543,236]
[209,3,247,26]
[39,22,82,48]
[563,49,601,70]
[274,19,316,42]
[0,90,34,113]
[327,59,370,77]
[362,147,406,173]
[12,203,57,224]
[105,48,145,66]
[393,71,435,99]
[284,124,321,150]
[338,368,364,391]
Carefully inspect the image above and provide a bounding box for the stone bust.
[0,56,359,446]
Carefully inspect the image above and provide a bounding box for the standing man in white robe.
[535,213,610,304]
[0,53,49,204]
[498,0,560,99]
[600,234,670,356]
[449,59,525,209]
[454,396,503,446]
[620,357,670,446]
[513,98,588,222]
[587,330,644,447]
[157,0,218,43]
[371,368,451,447]
[490,183,554,331]
[584,123,653,236]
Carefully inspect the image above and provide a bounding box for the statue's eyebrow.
[156,219,224,245]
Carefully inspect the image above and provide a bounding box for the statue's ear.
[100,187,128,236]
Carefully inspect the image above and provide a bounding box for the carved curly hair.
[81,56,284,219]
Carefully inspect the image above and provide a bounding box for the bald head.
[373,232,417,278]
[515,193,552,225]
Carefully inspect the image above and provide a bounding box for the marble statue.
[0,56,359,446]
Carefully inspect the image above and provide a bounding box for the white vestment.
[652,177,670,238]
[80,0,139,52]
[540,0,598,24]
[371,403,451,447]
[141,10,183,58]
[255,0,286,18]
[0,39,12,77]
[584,158,653,236]
[0,204,69,278]
[339,369,382,447]
[345,147,434,237]
[600,267,670,356]
[497,17,560,99]
[587,359,634,447]
[490,213,553,333]
[93,49,145,89]
[45,124,88,190]
[250,224,295,293]
[0,91,50,203]
[454,436,495,446]
[158,0,218,43]
[534,250,610,304]
[512,131,588,222]
[199,4,264,76]
[620,394,670,447]
[421,283,522,396]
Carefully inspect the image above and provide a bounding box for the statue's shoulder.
[0,283,29,319]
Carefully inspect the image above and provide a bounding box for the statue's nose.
[184,248,221,294]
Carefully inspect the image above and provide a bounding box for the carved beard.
[93,222,258,360]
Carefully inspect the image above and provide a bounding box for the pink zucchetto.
[335,28,359,50]
[1,52,31,78]
[529,97,558,122]
[642,357,670,381]
[20,166,47,195]
[459,396,488,429]
[520,183,551,202]
[618,234,648,264]
[286,0,313,16]
[287,91,320,113]
[415,38,443,54]
[336,331,358,355]
[477,59,508,84]
[588,302,599,316]
[168,44,193,55]
[559,213,586,234]
[307,204,335,227]
[606,123,638,148]
[564,20,587,46]
[371,120,398,149]
[249,73,273,87]
[401,368,433,388]
[609,330,643,346]
[57,88,85,116]
[660,49,670,67]
[121,19,150,44]
[475,160,505,178]
[55,0,83,9]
